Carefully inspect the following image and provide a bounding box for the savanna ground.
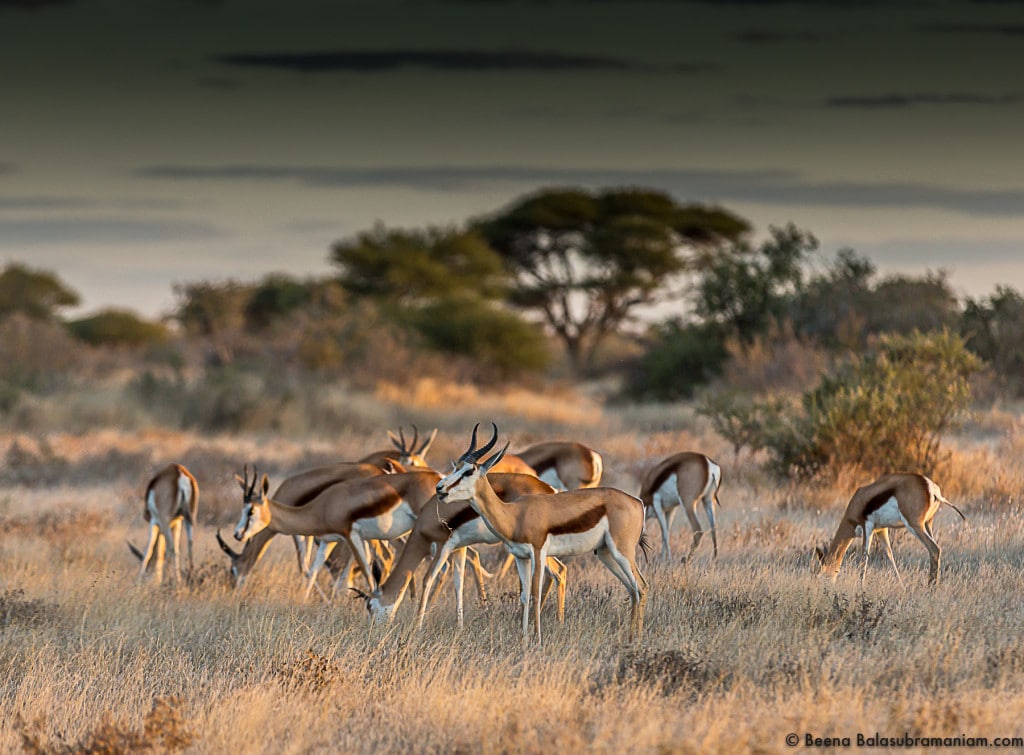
[1,380,1023,754]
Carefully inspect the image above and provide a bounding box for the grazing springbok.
[215,462,391,587]
[127,463,199,585]
[232,466,441,599]
[356,472,568,629]
[814,472,966,585]
[436,424,649,644]
[638,452,722,561]
[499,441,603,491]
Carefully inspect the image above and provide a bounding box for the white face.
[367,597,395,624]
[233,503,267,542]
[436,462,480,503]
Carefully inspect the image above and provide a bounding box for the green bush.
[701,330,983,478]
[67,309,169,347]
[407,296,549,377]
[624,320,729,400]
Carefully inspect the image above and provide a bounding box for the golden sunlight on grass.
[1,399,1023,752]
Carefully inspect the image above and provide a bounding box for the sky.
[1,0,1023,319]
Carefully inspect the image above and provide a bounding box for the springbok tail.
[126,540,145,561]
[637,531,653,564]
[938,495,967,522]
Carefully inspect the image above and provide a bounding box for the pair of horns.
[388,425,437,457]
[458,422,509,470]
[236,463,259,499]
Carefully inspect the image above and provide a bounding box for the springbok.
[436,424,649,644]
[232,466,441,599]
[638,452,722,560]
[215,461,391,587]
[814,472,966,585]
[356,472,568,629]
[128,463,199,585]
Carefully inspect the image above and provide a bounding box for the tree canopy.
[0,262,80,321]
[475,187,751,371]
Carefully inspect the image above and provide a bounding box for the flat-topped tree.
[474,188,750,372]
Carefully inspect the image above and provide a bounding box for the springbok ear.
[388,430,403,451]
[481,441,510,473]
[261,474,270,496]
[417,427,438,456]
[371,559,384,584]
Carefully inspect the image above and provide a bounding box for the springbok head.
[388,425,438,468]
[435,422,508,503]
[232,464,271,542]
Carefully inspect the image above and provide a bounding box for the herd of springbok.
[129,424,965,643]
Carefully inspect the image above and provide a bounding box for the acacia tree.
[0,262,80,321]
[474,188,750,371]
[331,224,549,376]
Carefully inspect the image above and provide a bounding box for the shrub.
[67,308,169,347]
[623,320,729,400]
[701,330,983,478]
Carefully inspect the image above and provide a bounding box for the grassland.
[1,387,1023,753]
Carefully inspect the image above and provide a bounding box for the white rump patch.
[539,467,567,491]
[866,497,906,529]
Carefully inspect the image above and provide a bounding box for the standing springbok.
[128,463,199,585]
[504,441,603,491]
[638,452,722,561]
[356,472,568,629]
[232,466,441,599]
[436,424,649,644]
[814,472,966,586]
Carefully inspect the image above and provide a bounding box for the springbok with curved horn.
[232,465,441,599]
[357,472,568,629]
[359,425,438,470]
[127,463,199,585]
[639,452,722,561]
[436,424,649,644]
[215,461,391,587]
[814,472,965,586]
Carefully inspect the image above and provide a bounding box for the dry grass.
[1,390,1023,753]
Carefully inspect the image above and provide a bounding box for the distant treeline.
[2,186,1023,405]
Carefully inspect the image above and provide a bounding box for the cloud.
[735,30,819,44]
[0,196,92,210]
[212,49,637,73]
[920,21,1024,36]
[0,217,224,245]
[136,163,1024,217]
[827,92,1024,107]
[0,0,76,10]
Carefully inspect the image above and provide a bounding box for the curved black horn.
[349,586,371,601]
[389,429,403,452]
[458,422,481,463]
[126,540,144,562]
[471,422,499,462]
[409,425,420,454]
[248,466,259,499]
[216,528,241,559]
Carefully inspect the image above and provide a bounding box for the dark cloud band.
[213,49,635,73]
[136,164,1024,217]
